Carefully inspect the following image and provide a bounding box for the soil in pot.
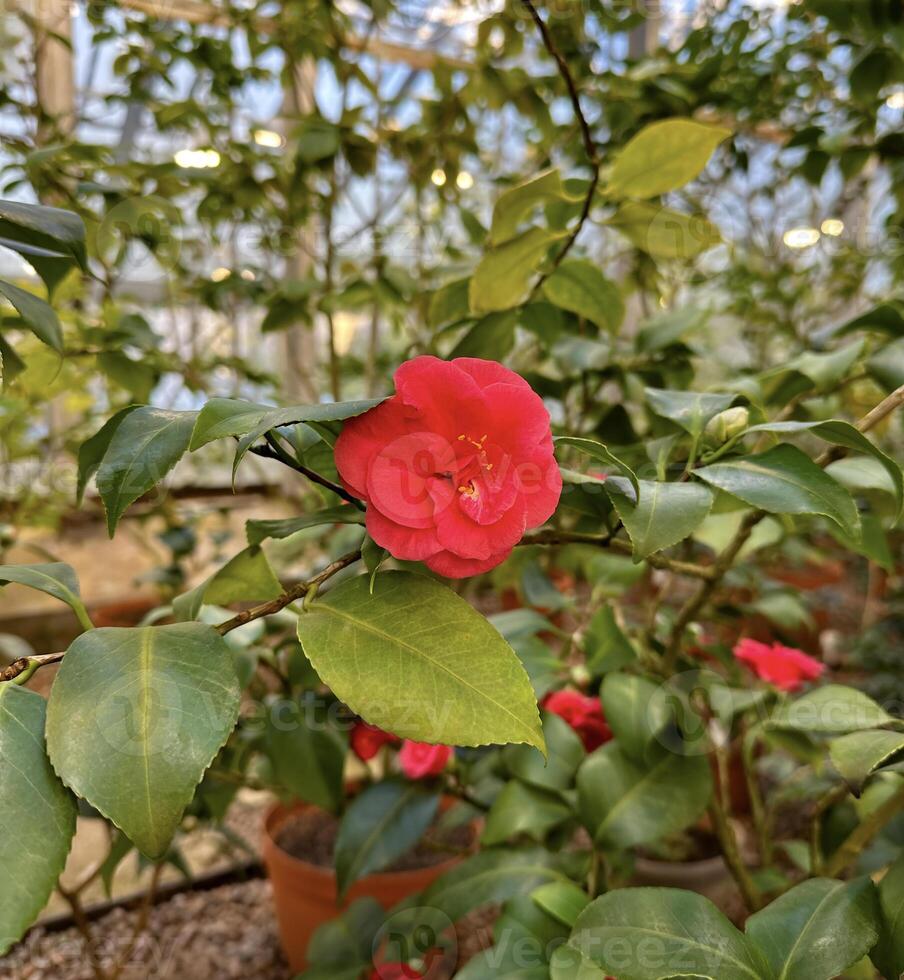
[263,800,475,973]
[275,806,472,873]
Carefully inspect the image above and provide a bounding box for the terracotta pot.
[262,801,469,972]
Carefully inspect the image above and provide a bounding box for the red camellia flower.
[399,740,453,779]
[350,721,400,761]
[335,356,562,577]
[733,638,825,692]
[544,690,612,752]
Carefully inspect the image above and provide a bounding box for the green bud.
[704,406,749,445]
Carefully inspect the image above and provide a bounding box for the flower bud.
[704,406,749,445]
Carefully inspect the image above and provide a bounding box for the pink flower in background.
[733,638,824,692]
[399,740,453,779]
[334,356,562,578]
[544,689,612,751]
[350,721,400,761]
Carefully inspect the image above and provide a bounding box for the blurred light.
[431,168,447,187]
[210,267,230,282]
[240,269,256,281]
[783,227,820,249]
[456,171,474,190]
[886,91,904,110]
[820,218,844,237]
[253,128,284,148]
[333,312,361,355]
[174,148,220,169]
[19,257,36,276]
[658,297,667,308]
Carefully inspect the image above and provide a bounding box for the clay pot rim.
[262,798,470,888]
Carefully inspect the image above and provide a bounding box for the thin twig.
[215,549,362,635]
[520,0,599,287]
[251,434,365,510]
[824,782,904,878]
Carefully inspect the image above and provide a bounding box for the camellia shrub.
[2,3,904,978]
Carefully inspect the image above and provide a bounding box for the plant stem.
[824,782,904,878]
[741,727,771,866]
[809,782,850,876]
[708,793,762,912]
[253,433,365,510]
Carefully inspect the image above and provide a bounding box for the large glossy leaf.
[95,407,198,535]
[189,397,272,450]
[607,200,721,259]
[489,169,568,245]
[0,199,86,294]
[470,227,564,315]
[173,546,282,621]
[600,672,672,764]
[481,780,571,845]
[608,479,714,560]
[541,260,624,333]
[566,887,767,980]
[0,685,77,955]
[695,444,861,539]
[767,685,894,734]
[577,742,712,849]
[334,780,439,895]
[231,397,384,474]
[76,406,139,503]
[246,507,365,546]
[0,562,91,630]
[746,877,880,980]
[583,606,636,675]
[645,387,736,438]
[46,623,241,858]
[531,880,591,929]
[421,848,562,922]
[606,119,731,199]
[829,731,904,794]
[872,852,904,980]
[554,436,639,497]
[746,419,903,519]
[297,572,544,751]
[0,279,63,350]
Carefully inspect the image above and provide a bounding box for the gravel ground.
[0,881,291,980]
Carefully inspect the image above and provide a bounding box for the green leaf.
[645,387,736,438]
[46,623,241,858]
[297,572,543,751]
[76,406,140,504]
[600,672,672,764]
[0,333,26,384]
[566,888,767,980]
[695,444,861,540]
[469,227,563,315]
[504,712,585,792]
[96,407,198,536]
[767,685,893,734]
[745,877,880,980]
[246,507,365,546]
[606,119,731,199]
[0,562,92,630]
[608,479,714,560]
[428,277,470,329]
[0,685,77,956]
[0,199,86,294]
[583,606,636,675]
[0,279,63,351]
[489,169,568,245]
[336,779,439,895]
[541,260,625,333]
[232,397,385,476]
[481,780,571,845]
[449,311,517,360]
[577,742,712,849]
[781,342,865,393]
[421,848,563,922]
[189,397,272,450]
[554,436,639,498]
[746,420,903,520]
[174,547,283,621]
[637,305,710,352]
[607,201,721,259]
[872,852,904,980]
[264,693,347,813]
[531,880,591,929]
[829,731,904,795]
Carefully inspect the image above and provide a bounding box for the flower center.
[457,480,479,498]
[457,432,494,472]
